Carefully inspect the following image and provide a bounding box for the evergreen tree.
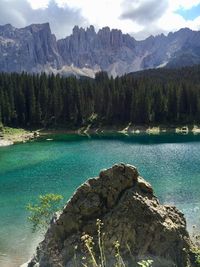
[0,65,200,128]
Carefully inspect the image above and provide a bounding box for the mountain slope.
[1,23,200,77]
[0,23,63,73]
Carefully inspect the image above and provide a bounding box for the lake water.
[0,133,200,267]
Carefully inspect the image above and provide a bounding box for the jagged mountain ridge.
[1,23,200,77]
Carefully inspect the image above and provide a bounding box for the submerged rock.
[27,163,193,267]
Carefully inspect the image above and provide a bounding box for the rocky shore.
[0,127,39,147]
[25,163,195,267]
[41,124,200,136]
[0,139,14,146]
[1,124,200,147]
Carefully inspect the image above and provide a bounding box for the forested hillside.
[1,65,200,128]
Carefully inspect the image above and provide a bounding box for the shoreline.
[0,127,39,147]
[40,124,200,135]
[1,124,200,147]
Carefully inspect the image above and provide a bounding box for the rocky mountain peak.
[98,26,111,34]
[72,25,80,35]
[0,23,15,37]
[176,27,193,34]
[0,22,62,73]
[86,25,95,33]
[25,22,51,33]
[0,23,14,31]
[72,25,96,35]
[1,23,200,77]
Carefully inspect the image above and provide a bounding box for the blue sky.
[177,3,200,20]
[0,0,200,40]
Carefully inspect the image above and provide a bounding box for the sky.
[0,0,200,40]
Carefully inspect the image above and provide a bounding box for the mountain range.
[1,22,200,77]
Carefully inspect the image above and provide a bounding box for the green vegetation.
[190,247,200,267]
[0,121,3,131]
[1,65,200,128]
[137,260,153,267]
[26,193,63,232]
[80,219,153,267]
[0,126,32,143]
[191,229,200,267]
[2,126,27,135]
[26,195,153,267]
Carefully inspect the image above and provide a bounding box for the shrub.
[26,193,63,232]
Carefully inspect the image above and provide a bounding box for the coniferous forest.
[1,65,200,128]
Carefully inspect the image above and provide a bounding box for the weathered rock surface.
[27,163,193,267]
[0,23,62,73]
[1,23,200,77]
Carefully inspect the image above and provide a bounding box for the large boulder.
[28,163,193,267]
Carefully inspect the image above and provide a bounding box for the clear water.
[0,133,200,267]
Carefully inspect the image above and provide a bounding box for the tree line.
[1,65,200,128]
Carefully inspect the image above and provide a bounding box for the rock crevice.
[1,24,200,77]
[28,163,193,267]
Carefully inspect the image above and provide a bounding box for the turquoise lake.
[0,133,200,267]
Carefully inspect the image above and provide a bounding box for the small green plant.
[137,259,153,267]
[27,199,154,267]
[26,193,63,232]
[96,219,106,267]
[191,226,200,267]
[81,233,99,267]
[80,219,153,267]
[0,122,3,132]
[3,126,27,135]
[191,247,200,267]
[196,254,200,266]
[114,240,126,267]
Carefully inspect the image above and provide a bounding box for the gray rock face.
[57,26,136,75]
[0,23,62,73]
[28,163,193,267]
[1,23,200,77]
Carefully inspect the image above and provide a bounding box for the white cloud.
[120,0,169,25]
[120,0,200,39]
[60,0,145,34]
[1,0,200,40]
[27,0,49,9]
[26,0,143,34]
[0,0,87,39]
[56,0,200,38]
[168,0,200,11]
[156,0,200,36]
